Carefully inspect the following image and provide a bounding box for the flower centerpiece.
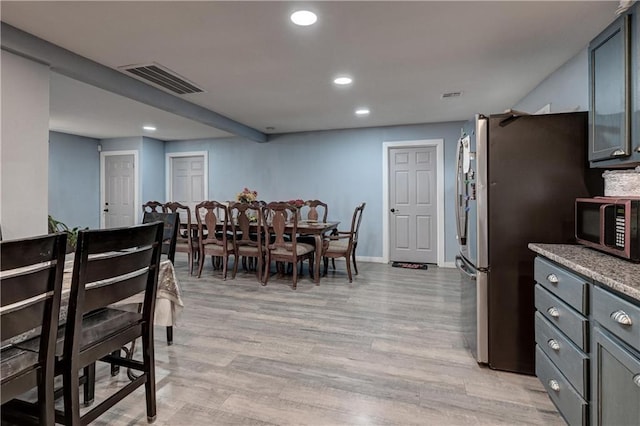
[236,187,258,203]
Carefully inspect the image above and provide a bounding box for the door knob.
[390,208,397,213]
[103,209,109,212]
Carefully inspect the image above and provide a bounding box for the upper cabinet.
[589,3,640,168]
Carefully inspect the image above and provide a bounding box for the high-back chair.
[264,202,315,289]
[142,201,165,214]
[229,202,268,283]
[140,211,179,346]
[303,200,328,223]
[57,222,164,425]
[142,211,179,263]
[0,233,67,426]
[323,202,366,282]
[196,201,237,280]
[164,202,200,275]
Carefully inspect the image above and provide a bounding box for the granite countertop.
[528,243,640,302]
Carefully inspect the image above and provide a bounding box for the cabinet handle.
[547,307,559,318]
[634,374,640,388]
[546,274,558,284]
[610,310,633,326]
[547,339,560,351]
[610,149,627,157]
[548,379,560,392]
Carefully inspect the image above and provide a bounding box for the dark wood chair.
[56,222,164,425]
[142,211,179,263]
[142,200,165,214]
[263,202,315,289]
[229,202,268,283]
[142,212,179,345]
[164,202,199,275]
[196,201,237,280]
[323,202,366,282]
[302,200,328,223]
[1,233,67,426]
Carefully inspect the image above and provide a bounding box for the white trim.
[354,255,385,264]
[382,139,445,267]
[100,150,139,228]
[165,151,209,201]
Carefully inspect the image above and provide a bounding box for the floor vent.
[119,63,204,95]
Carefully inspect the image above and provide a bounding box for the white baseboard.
[354,256,385,264]
[439,261,456,268]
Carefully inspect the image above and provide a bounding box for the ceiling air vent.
[119,63,204,95]
[441,91,462,99]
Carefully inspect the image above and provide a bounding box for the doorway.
[382,140,445,266]
[100,151,138,228]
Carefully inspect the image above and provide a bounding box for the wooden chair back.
[60,222,164,424]
[303,200,328,222]
[351,202,366,246]
[0,233,67,424]
[142,211,179,263]
[142,201,165,214]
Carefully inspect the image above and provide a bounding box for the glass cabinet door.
[589,14,631,162]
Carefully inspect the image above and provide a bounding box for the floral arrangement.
[236,187,258,203]
[287,199,306,208]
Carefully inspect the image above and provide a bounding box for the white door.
[103,154,136,228]
[389,146,437,263]
[169,155,206,216]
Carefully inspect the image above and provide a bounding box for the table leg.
[314,234,322,284]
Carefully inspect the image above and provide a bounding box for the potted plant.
[47,215,85,253]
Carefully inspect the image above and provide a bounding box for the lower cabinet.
[591,327,640,426]
[533,254,640,425]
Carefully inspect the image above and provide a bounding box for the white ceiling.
[1,1,621,141]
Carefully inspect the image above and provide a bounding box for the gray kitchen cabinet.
[589,3,640,167]
[534,257,590,425]
[591,285,640,426]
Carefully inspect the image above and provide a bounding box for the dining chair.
[56,222,164,425]
[323,202,366,282]
[0,233,67,426]
[302,199,328,223]
[196,201,237,280]
[140,212,179,346]
[229,202,268,283]
[142,200,165,214]
[263,202,315,289]
[164,202,200,275]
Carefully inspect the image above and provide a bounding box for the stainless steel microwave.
[575,197,640,262]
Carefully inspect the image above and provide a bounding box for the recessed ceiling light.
[355,108,370,116]
[142,125,156,131]
[333,76,353,86]
[290,10,317,26]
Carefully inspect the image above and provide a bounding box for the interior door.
[170,155,205,217]
[389,146,437,263]
[104,154,135,228]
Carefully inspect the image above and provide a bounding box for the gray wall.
[141,137,166,203]
[513,47,589,114]
[1,51,50,239]
[48,131,100,229]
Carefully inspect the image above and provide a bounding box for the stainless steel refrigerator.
[455,112,601,374]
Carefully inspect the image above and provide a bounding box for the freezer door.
[456,255,488,364]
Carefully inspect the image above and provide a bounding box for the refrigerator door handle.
[455,256,476,280]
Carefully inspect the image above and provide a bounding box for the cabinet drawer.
[592,285,640,350]
[534,257,588,314]
[535,312,589,398]
[535,284,589,351]
[536,346,588,426]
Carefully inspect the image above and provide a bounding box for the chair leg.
[197,250,205,278]
[110,349,121,376]
[345,255,353,283]
[83,363,96,406]
[263,254,271,285]
[352,244,359,275]
[39,355,56,425]
[142,324,157,423]
[62,360,82,425]
[166,326,173,345]
[188,251,193,275]
[292,260,298,290]
[332,258,336,270]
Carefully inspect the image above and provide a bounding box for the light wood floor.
[83,254,563,425]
